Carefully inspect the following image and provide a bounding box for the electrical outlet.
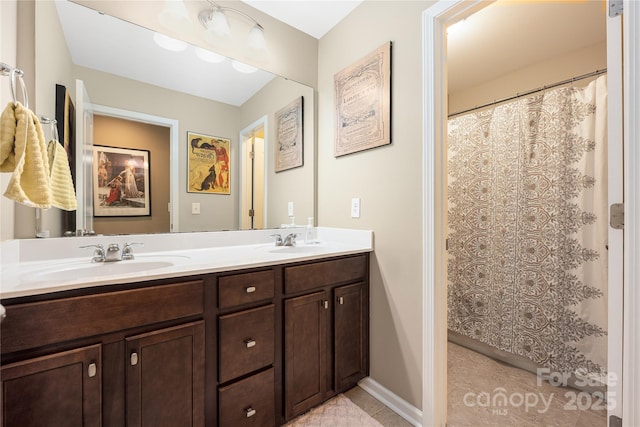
[351,198,361,218]
[192,202,200,215]
[288,201,294,217]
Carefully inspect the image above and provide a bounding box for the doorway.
[421,1,639,426]
[240,117,267,230]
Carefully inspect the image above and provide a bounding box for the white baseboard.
[358,377,423,427]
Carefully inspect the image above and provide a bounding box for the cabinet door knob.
[323,300,329,309]
[245,407,256,418]
[246,286,256,293]
[131,352,139,366]
[338,296,344,305]
[245,339,256,348]
[88,362,97,378]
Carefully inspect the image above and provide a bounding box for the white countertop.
[0,227,373,299]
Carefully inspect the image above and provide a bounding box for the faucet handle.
[122,242,143,260]
[269,234,283,246]
[80,244,105,262]
[284,233,297,246]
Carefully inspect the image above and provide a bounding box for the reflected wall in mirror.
[16,0,315,238]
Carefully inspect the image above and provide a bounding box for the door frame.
[92,104,179,232]
[421,1,640,426]
[239,116,268,229]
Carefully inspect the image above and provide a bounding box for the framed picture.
[188,132,231,194]
[334,41,392,157]
[93,146,150,217]
[275,96,304,172]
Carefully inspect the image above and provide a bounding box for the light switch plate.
[288,201,294,217]
[351,198,360,218]
[192,202,200,215]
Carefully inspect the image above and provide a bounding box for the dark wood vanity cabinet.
[1,252,369,427]
[283,255,369,421]
[0,344,102,427]
[0,280,205,427]
[216,269,277,427]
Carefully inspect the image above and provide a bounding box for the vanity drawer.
[284,255,367,294]
[219,304,274,383]
[219,367,275,427]
[1,280,203,354]
[218,270,275,309]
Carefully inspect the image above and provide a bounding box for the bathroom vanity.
[0,228,371,426]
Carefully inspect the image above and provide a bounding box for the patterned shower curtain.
[447,75,608,380]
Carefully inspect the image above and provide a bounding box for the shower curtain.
[447,75,608,380]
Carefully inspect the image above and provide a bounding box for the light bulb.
[209,9,231,38]
[158,0,191,32]
[247,24,267,54]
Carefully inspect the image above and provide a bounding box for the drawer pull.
[131,352,138,366]
[338,296,344,305]
[246,286,256,293]
[245,407,256,418]
[245,339,256,348]
[88,362,97,378]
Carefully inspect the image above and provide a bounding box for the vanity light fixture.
[153,32,189,51]
[158,0,192,32]
[198,0,268,58]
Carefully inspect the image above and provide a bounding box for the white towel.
[0,102,53,208]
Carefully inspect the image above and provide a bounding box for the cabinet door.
[126,321,205,427]
[334,282,368,391]
[0,344,101,427]
[284,291,328,420]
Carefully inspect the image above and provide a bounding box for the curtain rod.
[448,68,607,119]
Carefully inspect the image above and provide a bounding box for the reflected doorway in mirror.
[187,132,231,195]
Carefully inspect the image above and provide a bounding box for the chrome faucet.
[80,244,106,262]
[122,243,143,260]
[283,233,297,247]
[270,234,284,246]
[105,244,122,262]
[270,233,296,246]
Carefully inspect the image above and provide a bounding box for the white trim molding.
[358,377,423,427]
[623,2,640,426]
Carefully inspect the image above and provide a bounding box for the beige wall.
[318,0,437,408]
[449,41,607,114]
[92,115,170,234]
[240,77,316,228]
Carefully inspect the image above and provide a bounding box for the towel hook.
[41,116,59,142]
[8,67,29,109]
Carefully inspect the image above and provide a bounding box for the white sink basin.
[21,256,189,283]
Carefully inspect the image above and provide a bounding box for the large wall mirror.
[18,0,315,238]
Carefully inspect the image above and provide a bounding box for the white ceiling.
[56,1,606,106]
[242,0,363,39]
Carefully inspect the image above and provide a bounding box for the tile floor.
[447,342,608,427]
[344,386,414,427]
[343,342,609,427]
